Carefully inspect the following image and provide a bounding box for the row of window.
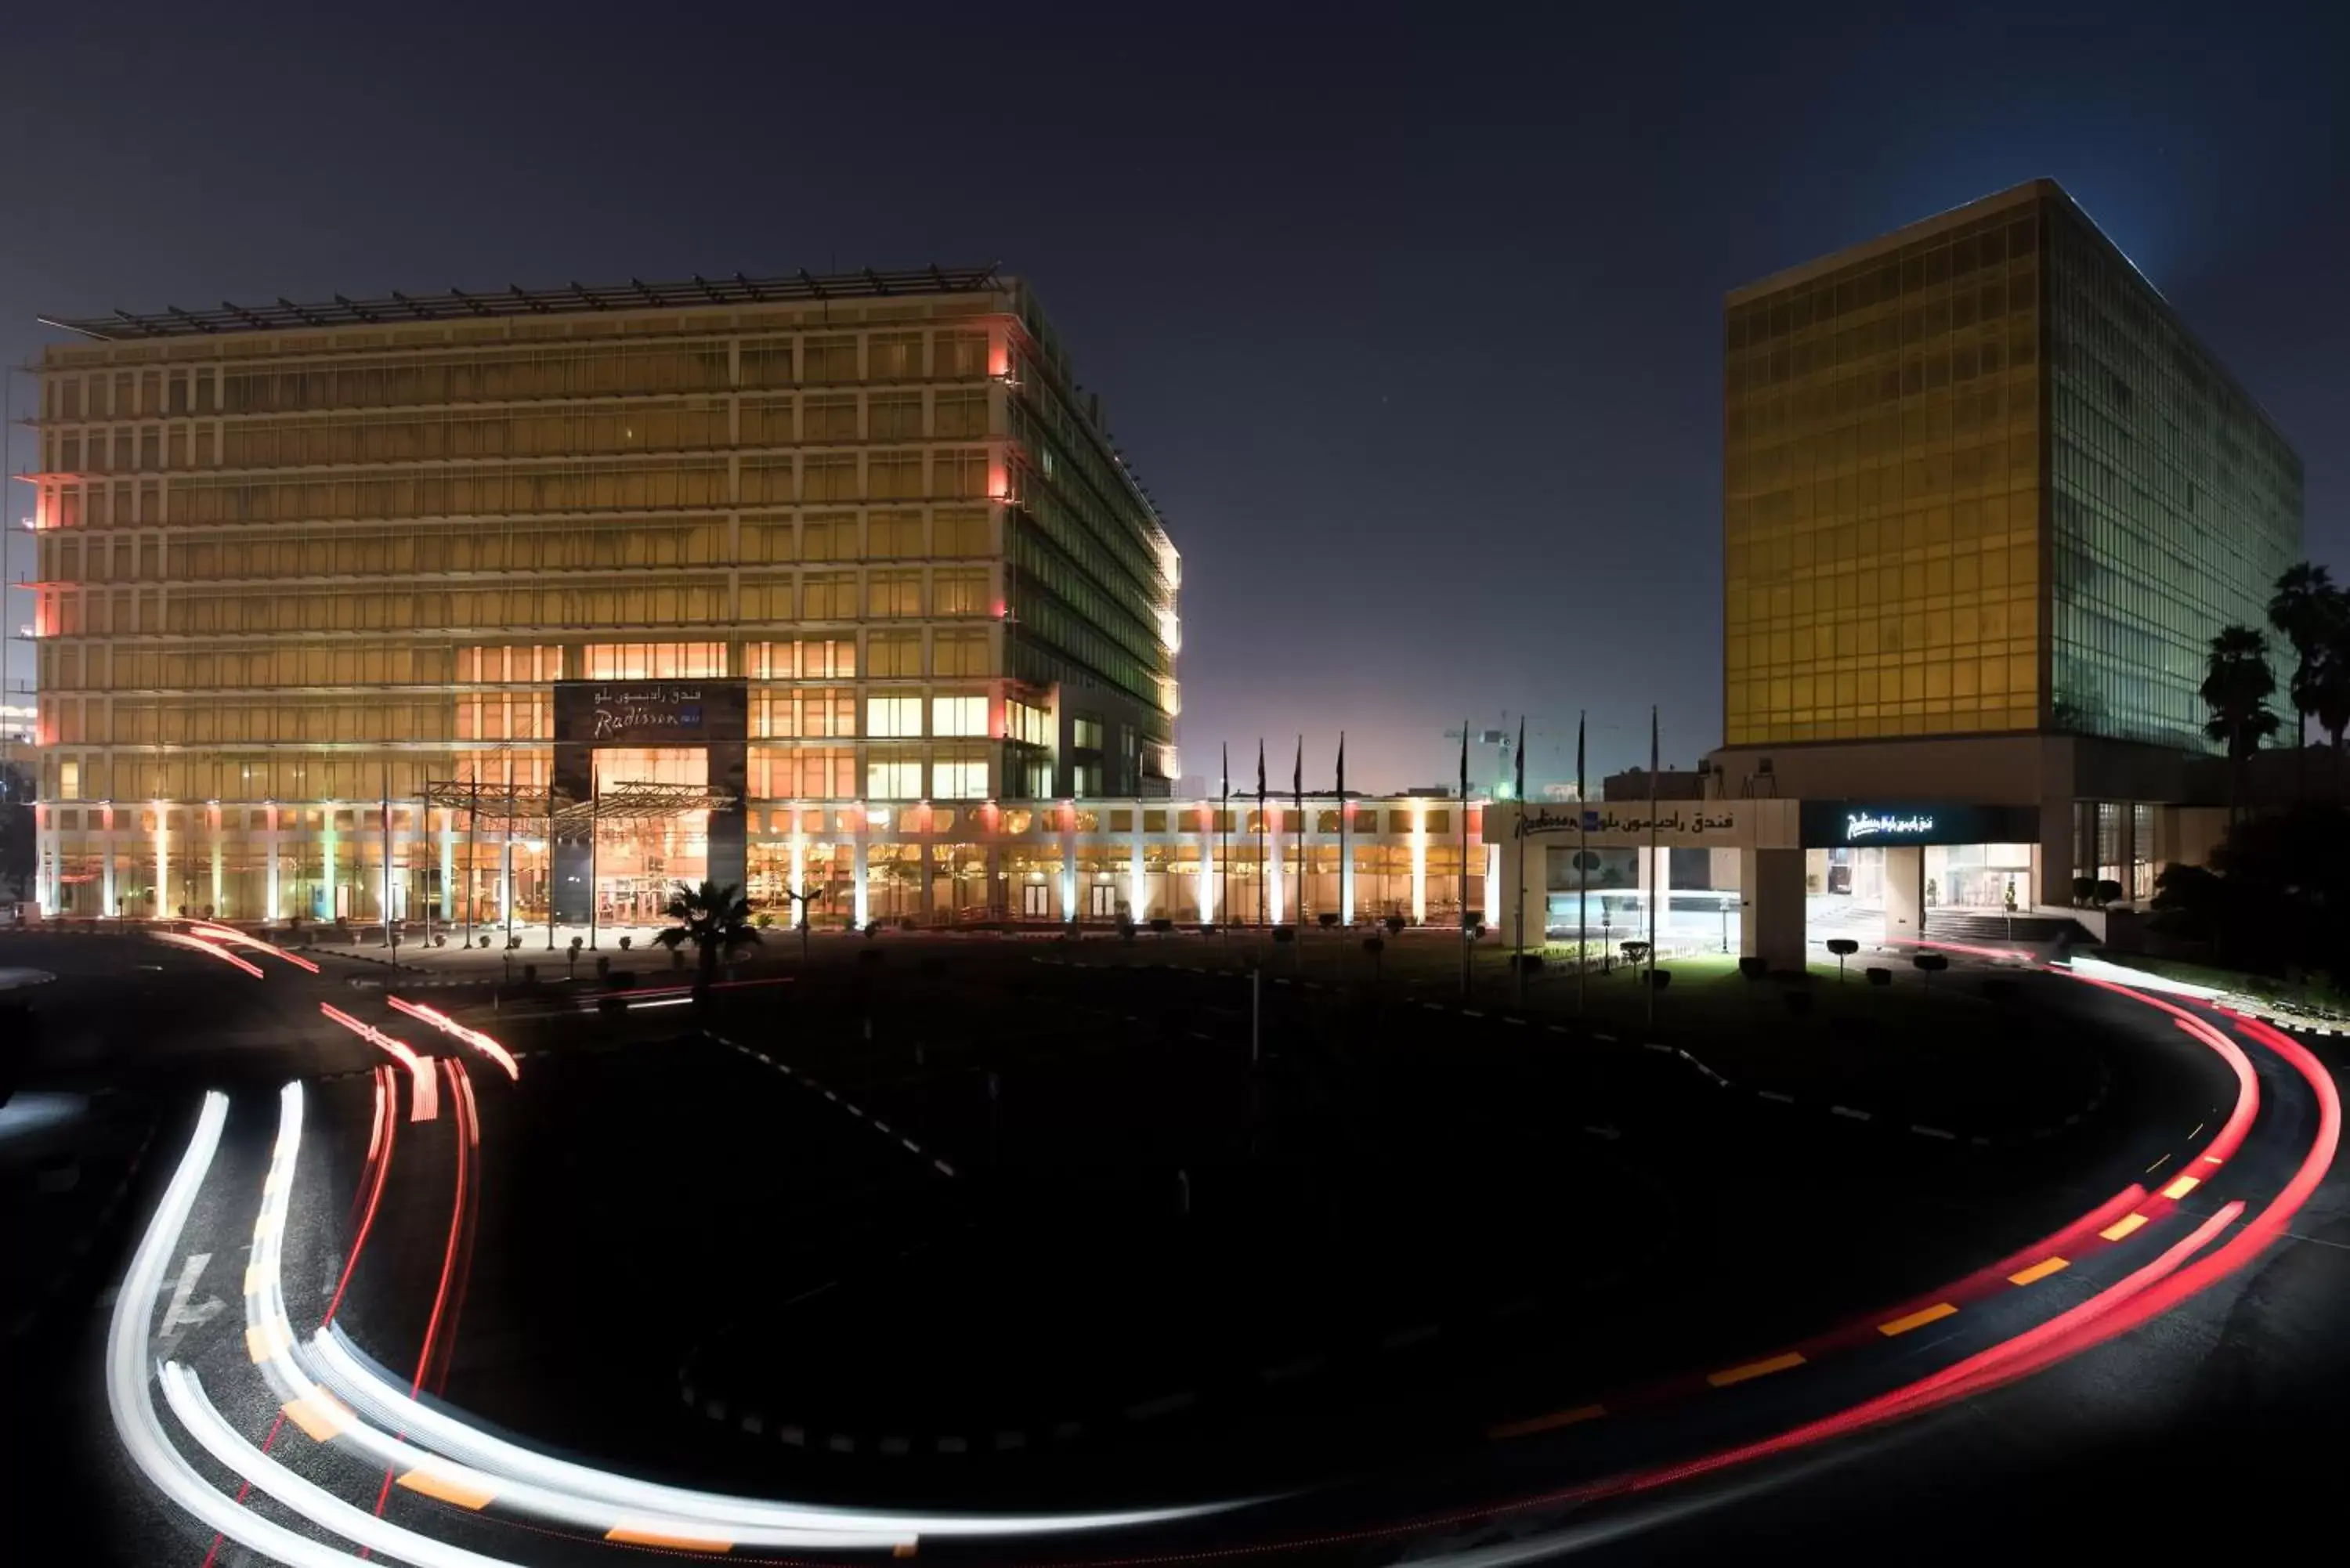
[40,509,998,581]
[41,331,996,419]
[42,388,997,475]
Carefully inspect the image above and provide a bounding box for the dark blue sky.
[5,2,2343,790]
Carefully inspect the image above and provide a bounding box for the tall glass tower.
[1723,178,2301,755]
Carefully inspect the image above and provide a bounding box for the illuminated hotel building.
[1711,179,2302,911]
[23,267,1188,921]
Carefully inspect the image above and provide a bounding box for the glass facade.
[27,270,1180,918]
[1725,179,2302,755]
[2044,201,2303,750]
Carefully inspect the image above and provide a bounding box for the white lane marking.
[1758,1089,1796,1104]
[1593,1032,1617,1042]
[158,1252,224,1349]
[1831,1105,1873,1121]
[1911,1125,1956,1140]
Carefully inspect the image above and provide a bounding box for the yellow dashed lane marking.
[2161,1174,2201,1200]
[1489,1403,1607,1440]
[2008,1255,2070,1286]
[397,1464,500,1510]
[1877,1302,1959,1337]
[606,1523,734,1552]
[278,1391,352,1443]
[2100,1212,2149,1241]
[1708,1351,1806,1387]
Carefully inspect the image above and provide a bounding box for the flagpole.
[1577,710,1588,1014]
[1256,740,1267,929]
[1646,706,1660,1028]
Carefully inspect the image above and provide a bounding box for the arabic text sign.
[553,680,748,747]
[1510,803,1750,844]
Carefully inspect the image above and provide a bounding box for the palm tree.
[653,880,761,1012]
[2200,625,2281,825]
[2313,627,2350,793]
[2267,563,2345,796]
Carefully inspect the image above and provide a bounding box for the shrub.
[1384,913,1407,935]
[864,919,881,938]
[477,934,490,948]
[617,934,632,951]
[756,911,776,929]
[1865,966,1893,987]
[507,935,522,950]
[2072,874,2098,908]
[1151,917,1175,936]
[1738,956,1769,980]
[1271,925,1296,944]
[1318,912,1339,929]
[2093,878,2124,908]
[1508,952,1545,973]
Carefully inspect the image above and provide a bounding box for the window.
[933,757,989,799]
[931,695,988,736]
[932,569,989,616]
[1007,699,1051,747]
[868,571,923,617]
[866,695,924,737]
[870,393,924,438]
[866,631,923,677]
[935,390,988,438]
[935,508,991,556]
[581,643,725,679]
[1072,717,1104,750]
[59,760,80,800]
[866,760,922,799]
[932,627,992,676]
[869,512,924,557]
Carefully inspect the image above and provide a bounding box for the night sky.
[4,2,2344,793]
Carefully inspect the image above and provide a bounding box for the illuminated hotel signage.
[553,681,748,747]
[1843,811,1934,841]
[1511,804,1747,842]
[1797,801,2031,848]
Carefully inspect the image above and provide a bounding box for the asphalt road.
[5,927,2343,1564]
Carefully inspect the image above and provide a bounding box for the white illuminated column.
[1340,806,1356,926]
[1195,803,1214,921]
[1410,803,1428,926]
[499,836,512,924]
[266,804,281,921]
[152,801,167,920]
[1484,840,1499,926]
[209,804,223,916]
[100,806,115,916]
[1128,822,1147,922]
[1267,806,1284,925]
[322,803,338,920]
[439,809,456,923]
[851,813,870,928]
[789,808,806,927]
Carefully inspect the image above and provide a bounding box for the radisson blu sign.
[1797,800,2032,848]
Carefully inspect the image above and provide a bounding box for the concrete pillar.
[2037,798,2075,910]
[1882,842,1924,945]
[1739,847,1806,970]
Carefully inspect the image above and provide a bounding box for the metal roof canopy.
[421,778,739,832]
[42,263,1003,342]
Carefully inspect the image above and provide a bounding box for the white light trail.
[384,995,519,1080]
[151,930,266,980]
[320,1004,439,1121]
